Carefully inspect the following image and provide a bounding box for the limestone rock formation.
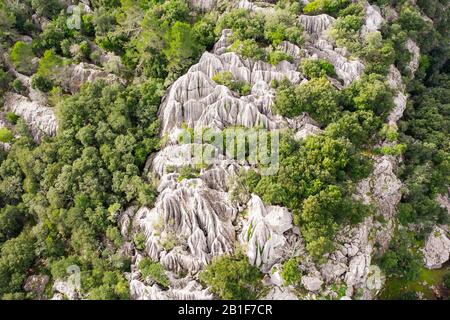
[423,226,450,269]
[240,195,294,272]
[60,62,125,94]
[301,276,323,292]
[130,279,213,300]
[3,92,58,142]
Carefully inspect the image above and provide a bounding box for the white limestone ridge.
[3,92,58,142]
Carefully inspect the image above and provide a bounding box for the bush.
[229,39,266,61]
[31,74,54,92]
[274,77,341,125]
[379,231,422,281]
[200,253,263,300]
[5,112,19,124]
[443,272,450,289]
[268,50,293,66]
[212,71,251,96]
[303,0,351,16]
[133,233,146,251]
[138,258,169,288]
[10,41,35,75]
[177,165,200,182]
[11,79,26,94]
[0,128,14,143]
[216,9,266,42]
[342,74,394,117]
[281,258,302,286]
[264,10,304,46]
[300,58,336,78]
[36,49,63,79]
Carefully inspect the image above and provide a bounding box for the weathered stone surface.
[405,38,420,77]
[23,275,49,298]
[3,92,57,142]
[130,279,213,300]
[240,195,293,272]
[363,3,384,34]
[53,280,78,300]
[301,276,323,292]
[423,226,450,269]
[263,286,298,300]
[60,62,125,94]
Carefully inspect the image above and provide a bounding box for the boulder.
[423,226,450,269]
[301,276,323,292]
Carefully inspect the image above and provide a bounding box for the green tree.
[0,128,14,143]
[200,253,263,300]
[10,41,35,75]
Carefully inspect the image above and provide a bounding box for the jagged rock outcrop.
[405,38,420,77]
[423,226,450,269]
[301,276,323,292]
[3,92,57,142]
[130,279,213,300]
[52,280,79,300]
[59,62,125,94]
[239,195,294,272]
[362,3,384,34]
[131,173,238,274]
[298,14,365,85]
[158,42,302,135]
[23,275,49,299]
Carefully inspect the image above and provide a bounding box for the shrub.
[200,253,263,300]
[229,39,266,61]
[212,71,251,96]
[268,50,293,66]
[133,233,146,251]
[300,58,336,78]
[5,112,19,124]
[138,258,170,288]
[177,166,200,182]
[264,10,304,46]
[443,272,450,289]
[10,41,35,75]
[31,74,54,92]
[281,258,302,286]
[0,128,14,143]
[273,77,341,125]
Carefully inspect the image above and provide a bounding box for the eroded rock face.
[60,62,125,94]
[3,92,58,142]
[298,14,365,86]
[405,38,420,77]
[301,276,323,292]
[189,0,216,11]
[362,3,384,34]
[240,195,294,272]
[423,226,450,269]
[130,279,213,300]
[158,43,301,136]
[23,275,49,298]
